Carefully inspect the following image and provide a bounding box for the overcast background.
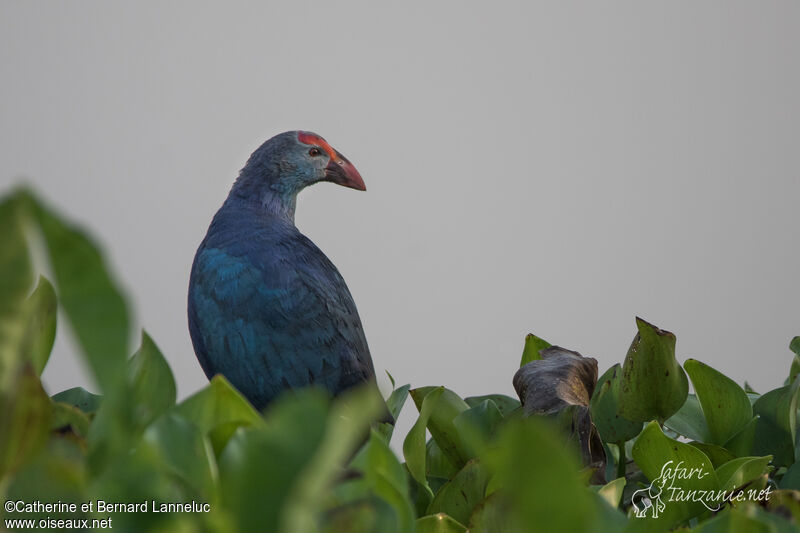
[2,2,798,446]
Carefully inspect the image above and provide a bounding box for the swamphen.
[188,131,381,412]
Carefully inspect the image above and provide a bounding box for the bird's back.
[187,199,376,410]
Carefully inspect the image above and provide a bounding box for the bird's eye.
[308,147,322,157]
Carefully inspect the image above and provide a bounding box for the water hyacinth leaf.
[714,455,772,492]
[282,385,385,533]
[0,192,34,391]
[426,460,490,526]
[218,389,329,533]
[791,337,800,358]
[482,417,597,533]
[684,359,752,445]
[377,383,410,442]
[173,374,263,434]
[20,276,57,376]
[467,492,511,533]
[619,318,688,423]
[513,346,598,415]
[513,346,605,476]
[664,394,711,442]
[50,401,91,438]
[452,400,503,457]
[632,421,720,526]
[51,387,102,415]
[751,376,800,467]
[416,513,466,533]
[0,366,52,480]
[519,333,551,366]
[590,364,642,444]
[404,386,444,493]
[779,461,800,490]
[23,190,130,393]
[364,429,415,533]
[322,498,399,533]
[409,387,471,467]
[426,438,459,480]
[129,331,176,429]
[464,394,520,417]
[689,442,736,469]
[143,413,218,501]
[691,506,774,533]
[596,477,626,508]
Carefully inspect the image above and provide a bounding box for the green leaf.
[482,417,597,533]
[51,387,102,414]
[631,421,720,525]
[173,374,263,435]
[752,376,800,467]
[618,317,689,423]
[714,455,772,492]
[128,331,176,428]
[218,389,329,533]
[143,412,218,501]
[404,386,444,495]
[408,387,475,468]
[464,394,520,417]
[426,460,489,525]
[0,366,52,480]
[426,438,459,479]
[596,477,626,508]
[520,333,551,366]
[452,400,503,457]
[466,492,511,533]
[50,401,90,438]
[364,429,415,533]
[780,462,800,490]
[590,363,643,444]
[692,506,774,533]
[24,190,130,393]
[723,416,759,458]
[0,192,34,391]
[20,276,57,375]
[684,359,752,445]
[791,337,800,358]
[282,385,385,533]
[416,513,466,533]
[377,383,410,442]
[689,441,736,469]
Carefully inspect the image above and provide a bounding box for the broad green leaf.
[752,376,800,467]
[322,498,399,533]
[282,385,385,533]
[426,460,490,525]
[618,317,688,423]
[590,363,642,444]
[409,387,471,467]
[631,421,720,526]
[51,386,102,414]
[452,400,503,457]
[519,333,551,366]
[466,492,511,533]
[596,477,626,508]
[0,366,52,480]
[364,429,415,533]
[50,401,90,438]
[426,438,459,479]
[377,383,410,442]
[0,192,33,391]
[464,394,520,417]
[482,417,597,533]
[723,416,759,458]
[173,374,263,434]
[404,386,444,495]
[684,359,752,445]
[714,455,772,492]
[218,389,329,533]
[128,331,176,428]
[20,276,57,375]
[416,513,466,533]
[689,442,736,469]
[779,461,800,490]
[692,506,774,533]
[143,412,218,501]
[23,190,130,393]
[791,337,800,358]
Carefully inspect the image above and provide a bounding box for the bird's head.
[234,131,365,203]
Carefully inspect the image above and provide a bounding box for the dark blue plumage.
[187,131,377,410]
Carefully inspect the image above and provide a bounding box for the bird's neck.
[229,185,298,223]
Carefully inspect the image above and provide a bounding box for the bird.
[187,130,381,413]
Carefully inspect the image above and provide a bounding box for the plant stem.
[616,441,626,480]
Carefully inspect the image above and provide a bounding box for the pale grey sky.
[2,2,798,444]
